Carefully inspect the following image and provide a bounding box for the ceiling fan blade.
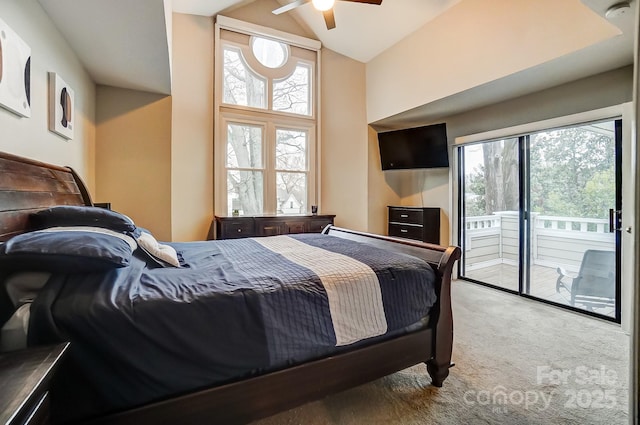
[273,0,311,15]
[323,8,336,30]
[340,0,383,4]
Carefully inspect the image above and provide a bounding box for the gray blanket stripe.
[255,235,388,346]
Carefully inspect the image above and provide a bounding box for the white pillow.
[136,231,180,268]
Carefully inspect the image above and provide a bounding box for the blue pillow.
[0,227,137,273]
[30,206,136,233]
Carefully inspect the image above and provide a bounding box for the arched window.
[216,17,320,216]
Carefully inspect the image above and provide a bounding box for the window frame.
[217,112,316,216]
[214,16,321,217]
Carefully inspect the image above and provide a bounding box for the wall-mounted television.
[378,123,449,170]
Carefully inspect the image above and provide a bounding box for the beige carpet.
[253,280,629,425]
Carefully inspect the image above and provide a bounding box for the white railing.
[466,215,502,230]
[535,215,609,233]
[464,212,614,271]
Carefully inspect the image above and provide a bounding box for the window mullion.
[265,122,276,215]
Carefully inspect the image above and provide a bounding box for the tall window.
[215,18,319,216]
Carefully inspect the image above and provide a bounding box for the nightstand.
[0,343,69,425]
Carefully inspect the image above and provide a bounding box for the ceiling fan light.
[312,0,335,12]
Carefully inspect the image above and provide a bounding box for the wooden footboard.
[324,226,460,386]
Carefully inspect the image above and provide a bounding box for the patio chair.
[556,249,616,310]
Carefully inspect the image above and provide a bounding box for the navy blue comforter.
[28,234,437,420]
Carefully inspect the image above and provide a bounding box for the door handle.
[609,209,622,233]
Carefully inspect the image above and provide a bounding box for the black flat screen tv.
[378,123,449,170]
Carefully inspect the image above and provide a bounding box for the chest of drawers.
[213,215,336,240]
[387,206,440,244]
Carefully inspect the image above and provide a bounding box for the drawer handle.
[400,229,408,233]
[400,214,409,218]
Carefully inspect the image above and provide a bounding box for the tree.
[222,46,310,215]
[465,139,519,216]
[529,127,614,218]
[464,126,615,219]
[481,139,519,214]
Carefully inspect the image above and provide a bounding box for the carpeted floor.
[253,280,629,425]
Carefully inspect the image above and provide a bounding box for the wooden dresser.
[213,214,336,240]
[387,206,440,244]
[0,343,69,425]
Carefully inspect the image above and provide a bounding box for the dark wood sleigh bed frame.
[0,151,461,425]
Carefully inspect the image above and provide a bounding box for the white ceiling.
[173,0,461,63]
[279,0,461,63]
[37,0,636,124]
[38,0,173,95]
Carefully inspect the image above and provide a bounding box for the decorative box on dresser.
[388,206,440,244]
[0,343,69,425]
[213,214,336,240]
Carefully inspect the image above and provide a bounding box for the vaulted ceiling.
[37,0,636,123]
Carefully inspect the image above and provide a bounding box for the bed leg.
[426,360,450,387]
[426,295,453,387]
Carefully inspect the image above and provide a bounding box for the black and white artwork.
[48,72,74,140]
[0,17,31,118]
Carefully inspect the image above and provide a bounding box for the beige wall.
[367,126,401,235]
[94,14,213,243]
[95,86,172,241]
[320,49,369,231]
[0,0,96,191]
[170,13,214,241]
[366,0,620,123]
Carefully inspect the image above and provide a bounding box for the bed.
[0,151,461,425]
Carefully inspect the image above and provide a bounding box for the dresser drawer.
[220,220,255,239]
[306,218,334,233]
[388,223,423,241]
[284,221,306,234]
[256,220,285,236]
[389,208,424,225]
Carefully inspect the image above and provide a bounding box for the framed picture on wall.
[0,17,31,118]
[48,71,74,140]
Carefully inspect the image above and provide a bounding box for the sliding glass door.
[459,119,621,321]
[525,121,619,318]
[460,138,520,291]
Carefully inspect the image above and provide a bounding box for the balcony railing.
[464,211,614,272]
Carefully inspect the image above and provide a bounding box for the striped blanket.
[255,235,387,346]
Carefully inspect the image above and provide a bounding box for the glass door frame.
[457,119,622,324]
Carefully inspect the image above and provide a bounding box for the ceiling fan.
[272,0,383,30]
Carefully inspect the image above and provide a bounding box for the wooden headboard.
[0,151,92,242]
